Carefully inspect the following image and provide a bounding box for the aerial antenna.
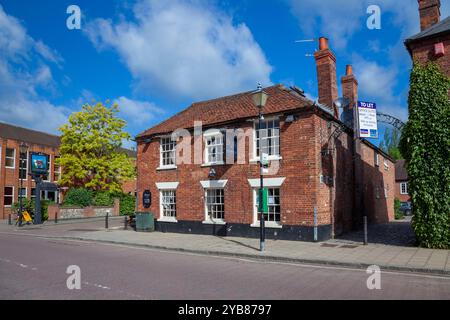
[294,38,316,43]
[295,38,317,57]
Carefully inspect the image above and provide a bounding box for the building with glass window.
[0,122,61,219]
[135,38,396,242]
[0,122,137,220]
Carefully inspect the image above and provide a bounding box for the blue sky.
[0,0,449,149]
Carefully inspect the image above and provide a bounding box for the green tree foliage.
[394,198,403,220]
[379,127,402,160]
[58,101,135,193]
[400,62,450,249]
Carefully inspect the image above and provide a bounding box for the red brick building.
[395,159,411,204]
[136,38,395,242]
[0,122,137,220]
[0,123,61,220]
[405,0,450,76]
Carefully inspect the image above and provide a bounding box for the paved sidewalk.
[1,221,449,276]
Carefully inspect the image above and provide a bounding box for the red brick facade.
[406,1,450,77]
[0,137,60,219]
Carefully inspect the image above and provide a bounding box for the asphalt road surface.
[0,233,449,300]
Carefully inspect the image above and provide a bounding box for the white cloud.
[0,5,70,134]
[85,0,272,101]
[114,96,164,125]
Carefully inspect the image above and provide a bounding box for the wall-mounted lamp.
[143,137,152,144]
[208,168,216,178]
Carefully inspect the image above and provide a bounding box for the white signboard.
[357,101,378,138]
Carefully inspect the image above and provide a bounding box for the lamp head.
[252,85,269,110]
[333,97,350,109]
[19,142,28,154]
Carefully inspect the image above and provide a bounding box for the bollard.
[313,206,318,242]
[105,212,109,229]
[8,214,12,226]
[363,216,368,245]
[55,211,58,224]
[124,216,128,230]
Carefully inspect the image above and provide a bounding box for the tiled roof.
[405,16,450,45]
[0,122,60,147]
[395,159,408,181]
[137,84,313,138]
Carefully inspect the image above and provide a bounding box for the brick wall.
[137,111,324,228]
[0,138,60,219]
[395,181,411,203]
[137,107,393,240]
[409,35,450,77]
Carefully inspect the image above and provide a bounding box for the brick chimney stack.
[418,0,441,31]
[341,65,358,109]
[314,37,338,117]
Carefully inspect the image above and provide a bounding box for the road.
[0,233,449,300]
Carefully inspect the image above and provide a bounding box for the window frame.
[18,187,27,201]
[374,153,379,167]
[159,189,177,222]
[159,136,177,169]
[251,187,282,228]
[204,188,225,224]
[400,182,408,195]
[252,117,281,161]
[43,154,52,182]
[19,151,29,180]
[4,186,14,207]
[5,148,16,169]
[384,159,389,171]
[203,130,224,166]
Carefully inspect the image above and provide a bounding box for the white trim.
[249,155,282,163]
[5,148,16,169]
[157,217,178,223]
[156,182,179,190]
[247,177,285,188]
[156,165,177,171]
[201,162,225,167]
[202,219,226,225]
[200,180,228,189]
[400,182,408,195]
[203,129,222,137]
[252,116,281,160]
[3,186,15,207]
[250,222,282,229]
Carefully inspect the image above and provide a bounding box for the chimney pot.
[345,65,353,76]
[319,37,329,50]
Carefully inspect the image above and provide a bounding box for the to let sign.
[357,101,378,139]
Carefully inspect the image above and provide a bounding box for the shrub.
[63,188,93,207]
[93,191,114,206]
[12,198,49,221]
[394,198,404,220]
[117,193,136,216]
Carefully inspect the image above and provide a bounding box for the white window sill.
[201,162,225,167]
[157,217,178,223]
[5,167,15,170]
[249,156,282,164]
[202,219,226,225]
[156,165,177,171]
[250,222,282,229]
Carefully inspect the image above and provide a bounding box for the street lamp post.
[252,84,269,252]
[18,142,29,227]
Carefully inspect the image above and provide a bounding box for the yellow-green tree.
[57,101,135,193]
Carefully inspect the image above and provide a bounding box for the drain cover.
[68,229,100,232]
[340,244,358,249]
